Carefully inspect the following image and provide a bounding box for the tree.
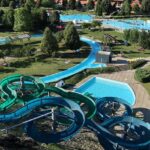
[25,0,35,7]
[75,0,82,10]
[95,0,102,16]
[138,30,148,49]
[132,4,140,15]
[87,0,95,10]
[62,0,68,9]
[41,0,55,7]
[41,27,58,56]
[129,29,139,43]
[121,0,131,15]
[2,8,14,29]
[40,9,48,28]
[141,0,150,14]
[13,8,33,31]
[101,0,112,15]
[9,1,15,9]
[123,30,130,41]
[64,23,81,50]
[31,8,41,30]
[68,0,76,9]
[50,11,60,24]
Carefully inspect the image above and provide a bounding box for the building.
[96,51,112,63]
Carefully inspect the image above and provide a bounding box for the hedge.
[130,59,147,69]
[135,68,150,83]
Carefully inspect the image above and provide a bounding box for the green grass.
[80,29,150,58]
[143,82,150,95]
[142,65,150,95]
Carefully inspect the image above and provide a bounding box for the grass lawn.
[0,57,84,79]
[0,41,90,79]
[80,29,150,58]
[142,65,150,95]
[143,82,150,95]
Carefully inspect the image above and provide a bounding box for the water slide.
[40,37,106,83]
[0,36,149,148]
[0,74,45,111]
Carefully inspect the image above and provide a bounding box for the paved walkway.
[76,70,150,123]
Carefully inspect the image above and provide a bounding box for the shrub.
[130,59,147,69]
[81,23,91,29]
[55,31,64,42]
[9,60,31,68]
[135,68,150,83]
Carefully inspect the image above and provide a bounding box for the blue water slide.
[41,37,106,83]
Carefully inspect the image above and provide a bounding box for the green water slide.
[0,74,45,111]
[45,86,96,119]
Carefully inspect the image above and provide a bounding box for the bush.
[130,59,147,69]
[9,59,31,68]
[135,68,150,83]
[81,23,91,29]
[55,31,64,42]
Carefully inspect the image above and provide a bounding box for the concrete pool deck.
[75,70,150,122]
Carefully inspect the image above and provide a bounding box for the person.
[55,80,65,87]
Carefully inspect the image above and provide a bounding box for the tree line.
[124,29,150,49]
[95,0,150,16]
[0,7,60,31]
[41,22,81,56]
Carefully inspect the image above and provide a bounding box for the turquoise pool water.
[60,14,94,22]
[75,77,136,106]
[102,19,150,30]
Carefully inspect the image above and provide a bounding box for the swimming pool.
[60,14,94,23]
[102,19,150,30]
[75,77,136,106]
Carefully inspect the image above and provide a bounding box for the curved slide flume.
[40,37,106,83]
[0,97,85,143]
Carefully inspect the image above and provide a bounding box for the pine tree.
[2,8,14,29]
[41,27,58,56]
[132,4,140,15]
[68,0,76,9]
[138,30,148,49]
[75,0,82,10]
[95,0,102,16]
[121,0,131,15]
[101,0,112,15]
[64,23,81,50]
[87,0,95,10]
[13,7,33,31]
[141,0,150,14]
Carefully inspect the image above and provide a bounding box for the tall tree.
[2,8,14,29]
[95,0,102,16]
[41,27,58,56]
[101,0,112,14]
[121,0,131,15]
[62,0,68,8]
[68,0,76,9]
[75,0,82,10]
[132,4,141,15]
[50,11,60,24]
[87,0,95,10]
[13,7,33,31]
[141,0,150,14]
[64,23,81,50]
[138,30,148,49]
[41,0,55,7]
